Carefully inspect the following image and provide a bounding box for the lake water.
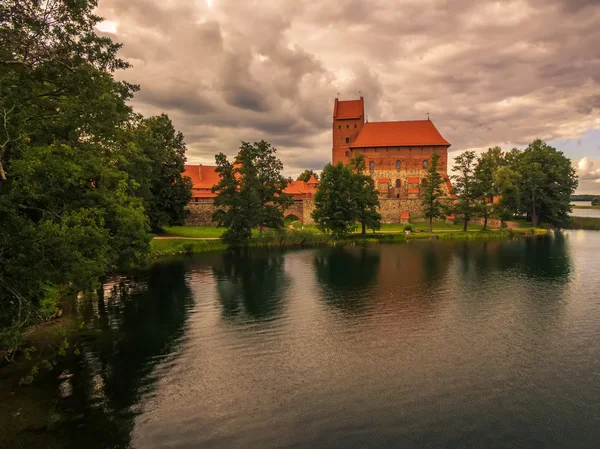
[5,231,600,449]
[571,201,600,218]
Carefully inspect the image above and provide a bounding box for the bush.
[403,224,414,231]
[592,197,600,206]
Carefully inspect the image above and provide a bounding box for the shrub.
[403,224,414,231]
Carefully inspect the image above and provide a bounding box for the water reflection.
[213,250,290,320]
[58,261,194,449]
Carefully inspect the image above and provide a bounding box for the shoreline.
[150,228,549,257]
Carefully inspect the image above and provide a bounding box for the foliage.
[0,0,190,361]
[312,162,358,238]
[494,166,521,225]
[450,151,479,232]
[473,147,506,230]
[511,139,577,227]
[212,141,293,245]
[592,197,600,206]
[296,169,319,182]
[403,224,414,232]
[125,115,192,232]
[349,154,381,235]
[421,151,446,232]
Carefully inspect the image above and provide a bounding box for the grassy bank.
[560,216,600,230]
[151,228,547,257]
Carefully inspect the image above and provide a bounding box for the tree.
[297,170,319,182]
[127,114,192,232]
[312,162,358,238]
[512,139,577,227]
[494,166,521,227]
[473,147,506,230]
[451,151,479,232]
[212,141,292,244]
[349,154,381,235]
[421,151,445,232]
[592,197,600,206]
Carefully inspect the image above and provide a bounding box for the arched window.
[423,160,428,169]
[369,161,375,170]
[346,125,349,129]
[396,160,401,169]
[338,125,341,129]
[354,124,357,128]
[345,137,350,143]
[395,179,401,188]
[345,151,349,157]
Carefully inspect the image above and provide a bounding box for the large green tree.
[126,114,192,232]
[512,139,577,227]
[494,166,521,227]
[349,154,381,235]
[451,151,479,232]
[473,147,506,230]
[0,0,188,359]
[212,141,292,244]
[312,162,358,238]
[421,151,445,232]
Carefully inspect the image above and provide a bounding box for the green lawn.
[160,226,224,238]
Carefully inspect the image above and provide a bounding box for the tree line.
[1,1,192,359]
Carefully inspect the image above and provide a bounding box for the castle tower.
[332,96,365,165]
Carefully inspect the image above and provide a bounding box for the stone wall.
[186,203,217,226]
[302,198,316,225]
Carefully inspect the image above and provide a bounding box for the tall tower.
[332,96,365,165]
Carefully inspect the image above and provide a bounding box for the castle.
[184,96,453,225]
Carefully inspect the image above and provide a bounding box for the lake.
[4,231,600,449]
[570,201,600,218]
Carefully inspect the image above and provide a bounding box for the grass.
[559,216,600,230]
[160,226,224,238]
[572,205,600,210]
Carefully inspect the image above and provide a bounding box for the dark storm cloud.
[95,0,600,177]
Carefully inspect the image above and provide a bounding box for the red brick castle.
[332,96,452,198]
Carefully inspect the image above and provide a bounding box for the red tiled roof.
[407,176,420,184]
[307,175,319,186]
[184,164,220,188]
[333,98,364,120]
[378,178,389,184]
[350,120,450,148]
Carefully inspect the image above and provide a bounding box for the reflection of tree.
[213,250,289,320]
[314,247,380,313]
[58,260,193,449]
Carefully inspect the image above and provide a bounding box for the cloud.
[577,157,600,182]
[95,0,600,176]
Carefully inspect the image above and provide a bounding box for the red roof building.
[332,96,452,199]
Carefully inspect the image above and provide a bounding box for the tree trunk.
[463,217,468,232]
[361,222,366,235]
[429,216,433,233]
[259,225,263,238]
[531,188,538,227]
[483,211,488,231]
[0,163,6,181]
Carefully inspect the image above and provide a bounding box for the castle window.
[369,161,375,170]
[346,125,349,129]
[345,137,350,143]
[423,160,428,169]
[354,124,357,128]
[396,160,401,169]
[345,151,349,157]
[395,179,401,188]
[338,125,341,129]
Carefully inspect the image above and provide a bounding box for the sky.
[95,0,600,194]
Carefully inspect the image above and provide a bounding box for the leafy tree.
[473,147,506,230]
[451,151,479,232]
[349,154,381,235]
[494,166,521,227]
[592,197,600,206]
[312,162,358,238]
[297,170,319,182]
[212,141,292,244]
[512,139,577,227]
[421,151,445,232]
[126,114,192,232]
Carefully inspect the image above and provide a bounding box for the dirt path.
[153,236,221,240]
[505,221,521,229]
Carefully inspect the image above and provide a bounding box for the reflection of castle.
[333,96,453,199]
